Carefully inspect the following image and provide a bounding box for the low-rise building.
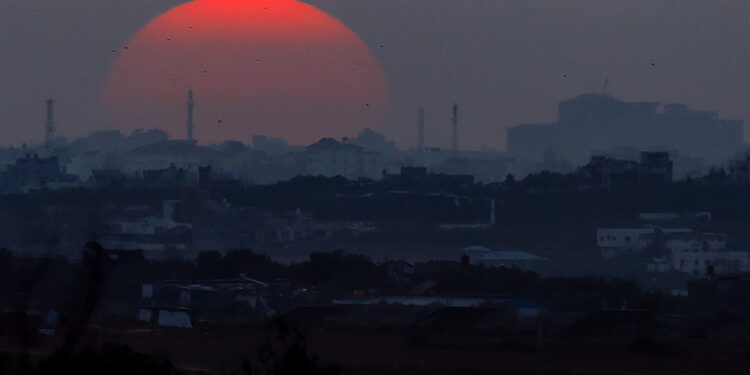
[648,249,750,276]
[596,227,693,258]
[664,232,726,253]
[638,212,712,223]
[142,276,280,321]
[137,307,193,328]
[642,231,750,275]
[96,216,193,259]
[461,246,547,270]
[192,204,314,251]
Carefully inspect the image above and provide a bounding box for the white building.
[665,232,726,253]
[649,250,750,276]
[638,212,712,222]
[639,230,750,275]
[597,227,693,258]
[297,138,383,180]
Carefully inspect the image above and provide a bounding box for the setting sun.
[103,0,390,144]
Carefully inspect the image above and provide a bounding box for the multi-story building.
[0,154,79,192]
[577,152,673,187]
[644,231,749,276]
[649,249,750,276]
[507,94,743,166]
[598,225,749,275]
[727,153,750,182]
[296,138,382,180]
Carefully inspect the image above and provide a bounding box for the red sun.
[103,0,389,145]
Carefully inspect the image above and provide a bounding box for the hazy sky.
[2,0,750,150]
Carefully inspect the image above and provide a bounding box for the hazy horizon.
[3,0,750,150]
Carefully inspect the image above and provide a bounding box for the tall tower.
[417,108,425,151]
[45,99,56,144]
[186,89,195,142]
[451,104,458,152]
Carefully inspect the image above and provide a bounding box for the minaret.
[451,104,458,152]
[186,89,195,142]
[45,99,56,144]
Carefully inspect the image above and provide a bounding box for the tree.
[33,344,181,375]
[221,249,285,279]
[195,250,223,279]
[295,250,381,289]
[0,248,12,277]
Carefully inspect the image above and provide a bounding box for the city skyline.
[7,3,750,374]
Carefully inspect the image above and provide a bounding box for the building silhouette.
[0,154,78,192]
[297,137,382,179]
[507,94,744,165]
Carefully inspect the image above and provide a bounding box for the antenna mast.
[45,99,56,144]
[417,108,425,151]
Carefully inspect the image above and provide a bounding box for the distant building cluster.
[94,198,323,259]
[507,94,745,178]
[383,166,474,188]
[0,154,78,192]
[597,212,750,276]
[0,127,508,192]
[577,151,673,187]
[4,92,749,193]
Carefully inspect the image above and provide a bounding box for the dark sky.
[2,0,750,150]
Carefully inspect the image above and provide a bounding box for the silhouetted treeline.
[4,174,750,226]
[0,247,683,315]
